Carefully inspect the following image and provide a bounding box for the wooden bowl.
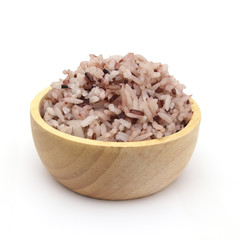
[30,87,201,200]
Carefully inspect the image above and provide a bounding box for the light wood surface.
[30,87,201,200]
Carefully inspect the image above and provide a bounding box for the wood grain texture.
[30,87,201,200]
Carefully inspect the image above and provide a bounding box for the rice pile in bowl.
[41,53,193,142]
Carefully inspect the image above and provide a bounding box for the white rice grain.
[158,112,172,124]
[54,106,64,122]
[115,132,129,142]
[135,132,153,141]
[164,95,172,111]
[152,121,164,131]
[119,119,131,129]
[64,97,83,104]
[62,106,70,114]
[89,96,100,103]
[108,104,121,115]
[47,107,56,116]
[81,115,98,127]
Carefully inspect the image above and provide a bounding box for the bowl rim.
[30,87,201,148]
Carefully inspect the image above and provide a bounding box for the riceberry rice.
[41,53,193,142]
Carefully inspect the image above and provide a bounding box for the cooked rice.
[41,53,193,142]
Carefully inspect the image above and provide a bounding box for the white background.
[1,0,240,239]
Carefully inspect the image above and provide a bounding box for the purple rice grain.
[85,72,94,83]
[118,112,125,119]
[109,94,119,103]
[153,115,161,124]
[61,84,68,89]
[157,100,164,108]
[103,69,110,74]
[130,109,144,115]
[171,88,176,95]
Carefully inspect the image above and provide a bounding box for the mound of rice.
[41,53,193,142]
